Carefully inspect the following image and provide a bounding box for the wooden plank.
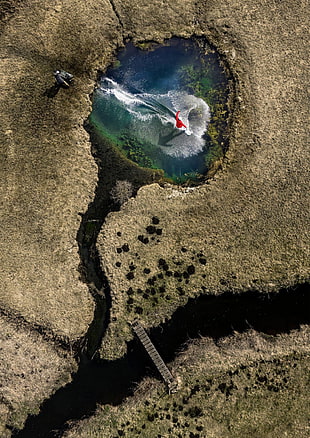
[131,319,177,393]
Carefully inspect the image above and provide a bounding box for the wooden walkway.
[131,320,178,393]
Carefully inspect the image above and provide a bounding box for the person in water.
[175,111,187,129]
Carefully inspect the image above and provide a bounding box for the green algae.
[179,54,230,175]
[91,38,230,185]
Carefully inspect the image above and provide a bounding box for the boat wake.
[98,78,210,158]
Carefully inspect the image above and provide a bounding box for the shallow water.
[91,38,228,182]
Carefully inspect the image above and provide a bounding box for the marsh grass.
[63,329,310,438]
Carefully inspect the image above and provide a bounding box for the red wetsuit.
[175,111,187,129]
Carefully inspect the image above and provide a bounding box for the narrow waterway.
[12,37,308,438]
[74,120,164,359]
[13,282,309,438]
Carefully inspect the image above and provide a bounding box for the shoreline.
[0,0,309,435]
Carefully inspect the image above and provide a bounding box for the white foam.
[98,77,211,158]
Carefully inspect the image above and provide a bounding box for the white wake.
[98,77,210,158]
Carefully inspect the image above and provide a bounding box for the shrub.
[110,180,133,205]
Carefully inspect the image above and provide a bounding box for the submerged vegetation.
[179,50,230,176]
[119,133,154,169]
[91,38,230,184]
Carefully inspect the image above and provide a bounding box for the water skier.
[175,111,187,129]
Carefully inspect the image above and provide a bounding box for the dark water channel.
[12,37,308,438]
[13,282,309,438]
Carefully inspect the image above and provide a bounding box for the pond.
[90,38,229,183]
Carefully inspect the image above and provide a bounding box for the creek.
[13,283,309,438]
[11,38,309,438]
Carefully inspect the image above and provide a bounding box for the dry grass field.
[0,0,309,435]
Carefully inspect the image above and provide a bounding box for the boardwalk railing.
[131,320,178,393]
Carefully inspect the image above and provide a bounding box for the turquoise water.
[91,38,228,182]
